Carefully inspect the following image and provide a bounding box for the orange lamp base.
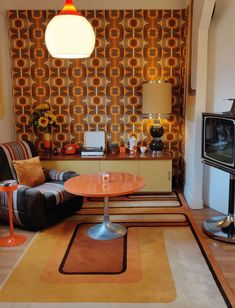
[0,234,27,247]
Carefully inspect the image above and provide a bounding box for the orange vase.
[44,133,51,151]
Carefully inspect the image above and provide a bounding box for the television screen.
[202,113,235,173]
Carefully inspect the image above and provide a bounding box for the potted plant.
[109,142,119,154]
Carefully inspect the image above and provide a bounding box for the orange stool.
[0,182,26,247]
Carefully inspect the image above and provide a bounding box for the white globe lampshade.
[45,1,95,59]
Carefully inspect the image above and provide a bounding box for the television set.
[201,112,235,244]
[202,112,235,174]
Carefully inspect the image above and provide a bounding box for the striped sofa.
[0,140,83,231]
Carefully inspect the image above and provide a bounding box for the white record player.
[81,131,106,156]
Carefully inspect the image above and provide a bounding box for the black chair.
[0,140,83,231]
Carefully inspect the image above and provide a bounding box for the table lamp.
[142,80,172,155]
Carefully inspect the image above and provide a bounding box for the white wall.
[204,0,235,214]
[0,11,15,143]
[184,0,216,209]
[190,0,204,90]
[185,0,235,214]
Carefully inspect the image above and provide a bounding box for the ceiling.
[0,0,189,10]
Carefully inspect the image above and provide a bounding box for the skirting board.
[183,185,204,210]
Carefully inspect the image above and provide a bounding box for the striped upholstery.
[44,169,66,181]
[0,141,83,230]
[44,169,77,181]
[33,182,76,206]
[0,141,32,179]
[0,181,76,223]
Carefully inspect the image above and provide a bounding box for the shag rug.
[0,193,230,308]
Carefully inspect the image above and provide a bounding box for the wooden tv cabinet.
[40,152,172,193]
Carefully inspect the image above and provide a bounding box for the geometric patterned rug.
[0,192,232,307]
[0,217,228,307]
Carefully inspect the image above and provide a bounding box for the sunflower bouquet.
[32,103,57,132]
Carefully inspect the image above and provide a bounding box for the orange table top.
[0,183,18,193]
[64,172,145,197]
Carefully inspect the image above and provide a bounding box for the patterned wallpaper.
[8,9,188,185]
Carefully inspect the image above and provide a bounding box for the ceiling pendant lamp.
[45,0,95,59]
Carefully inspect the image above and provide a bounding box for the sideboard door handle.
[168,171,171,181]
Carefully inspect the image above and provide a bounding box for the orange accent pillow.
[13,156,45,187]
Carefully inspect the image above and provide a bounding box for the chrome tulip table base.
[88,196,127,240]
[204,214,234,243]
[204,173,235,244]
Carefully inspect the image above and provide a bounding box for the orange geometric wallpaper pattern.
[8,9,188,186]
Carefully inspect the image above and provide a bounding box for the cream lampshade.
[142,80,172,116]
[45,0,95,59]
[142,80,172,155]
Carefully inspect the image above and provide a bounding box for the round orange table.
[65,172,145,240]
[0,181,27,247]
